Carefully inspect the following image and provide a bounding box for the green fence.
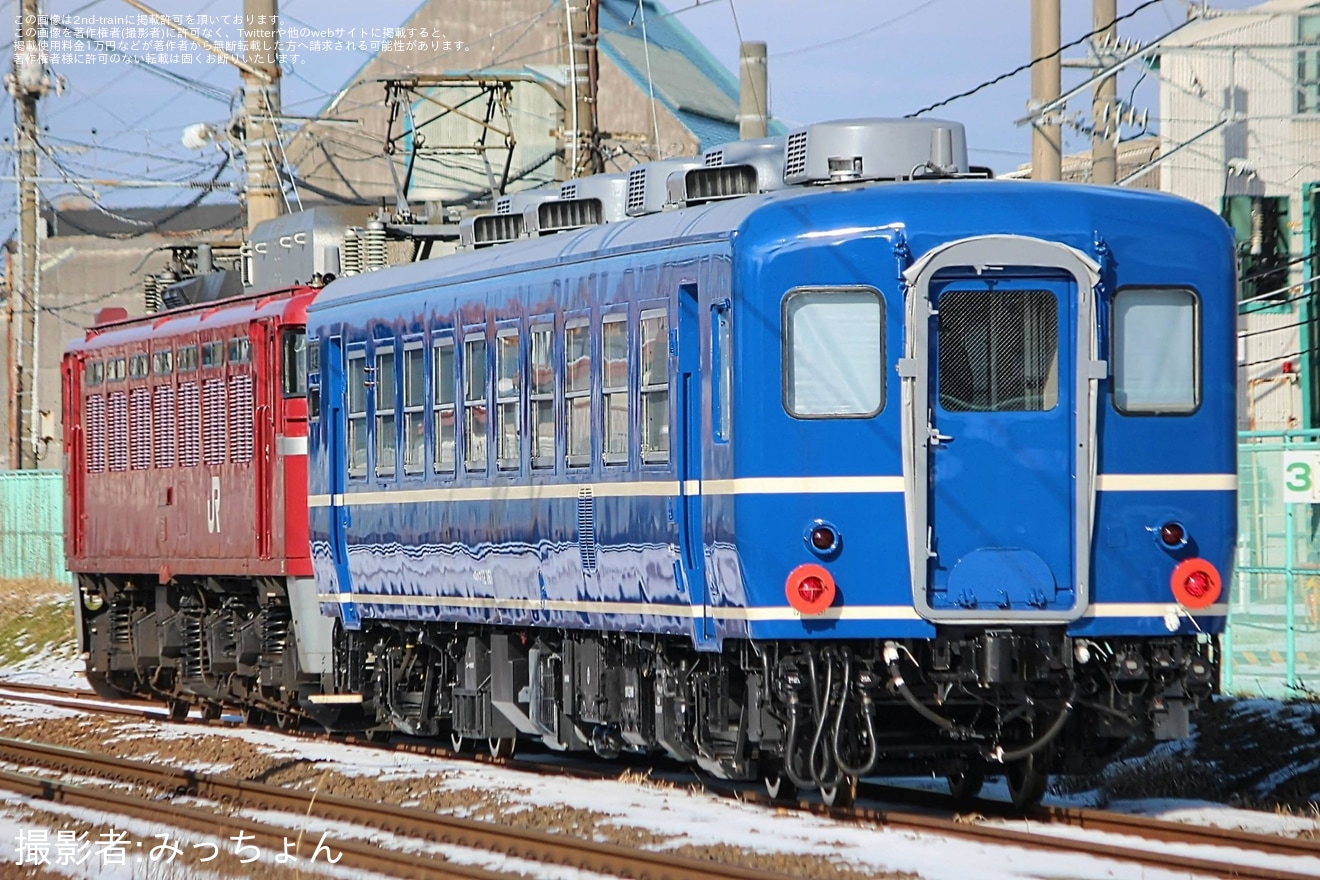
[0,470,70,584]
[1227,430,1320,697]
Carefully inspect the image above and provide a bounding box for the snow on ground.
[3,641,1320,879]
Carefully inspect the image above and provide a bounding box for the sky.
[0,0,1270,223]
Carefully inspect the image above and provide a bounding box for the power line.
[775,1,942,59]
[907,0,1166,118]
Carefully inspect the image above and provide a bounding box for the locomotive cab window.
[937,289,1058,412]
[282,329,306,397]
[783,288,884,418]
[1112,287,1200,414]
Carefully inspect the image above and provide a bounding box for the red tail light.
[1170,558,1222,609]
[785,563,836,615]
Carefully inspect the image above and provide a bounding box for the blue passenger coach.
[305,119,1235,808]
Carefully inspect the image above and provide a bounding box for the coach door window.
[463,334,488,473]
[403,345,425,474]
[565,319,591,468]
[602,315,628,464]
[938,290,1056,412]
[347,354,367,476]
[1112,287,1200,414]
[433,338,456,473]
[530,323,554,469]
[713,303,732,442]
[640,309,669,463]
[496,328,521,471]
[783,288,884,418]
[375,346,397,478]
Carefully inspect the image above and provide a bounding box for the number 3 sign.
[1283,451,1320,503]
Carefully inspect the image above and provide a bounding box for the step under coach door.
[899,236,1102,624]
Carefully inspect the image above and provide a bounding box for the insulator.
[342,228,362,275]
[365,220,387,271]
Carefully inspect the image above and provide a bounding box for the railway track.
[3,679,1318,878]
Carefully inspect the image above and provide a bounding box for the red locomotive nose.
[1170,558,1222,609]
[786,563,836,615]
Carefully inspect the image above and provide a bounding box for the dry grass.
[0,579,76,668]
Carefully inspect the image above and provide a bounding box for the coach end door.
[325,336,360,629]
[900,236,1101,624]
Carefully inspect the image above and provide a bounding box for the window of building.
[347,355,367,476]
[496,329,521,471]
[639,309,669,463]
[938,289,1056,413]
[375,347,397,477]
[602,315,628,464]
[230,374,254,463]
[203,379,227,465]
[713,303,732,443]
[464,334,488,473]
[565,319,591,467]
[177,346,198,372]
[85,394,106,473]
[784,288,884,418]
[107,357,126,382]
[433,338,456,474]
[202,341,224,369]
[1300,15,1320,114]
[129,354,149,380]
[152,350,173,375]
[178,382,200,467]
[228,337,250,365]
[85,361,104,386]
[282,329,306,397]
[403,346,425,474]
[154,385,175,468]
[1112,287,1200,414]
[530,324,554,469]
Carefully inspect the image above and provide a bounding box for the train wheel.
[84,670,130,701]
[819,779,856,809]
[947,764,986,805]
[488,737,516,760]
[1006,753,1050,812]
[763,772,798,802]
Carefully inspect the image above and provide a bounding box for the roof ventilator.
[625,157,703,216]
[524,173,630,235]
[781,118,970,186]
[669,137,787,208]
[458,213,525,249]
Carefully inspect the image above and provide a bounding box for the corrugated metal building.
[1158,0,1320,429]
[0,470,69,583]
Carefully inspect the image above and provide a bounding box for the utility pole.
[9,0,47,469]
[739,42,768,140]
[562,0,600,179]
[242,0,283,230]
[1091,0,1118,184]
[1030,0,1062,181]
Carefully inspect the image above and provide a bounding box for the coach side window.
[783,288,884,418]
[565,319,591,468]
[403,345,425,475]
[602,315,628,464]
[530,323,554,469]
[464,334,488,473]
[347,354,367,476]
[1112,287,1200,414]
[433,338,456,473]
[496,328,521,471]
[640,309,668,463]
[375,346,397,477]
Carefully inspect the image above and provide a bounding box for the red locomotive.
[61,285,330,722]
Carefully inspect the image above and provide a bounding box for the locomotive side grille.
[203,379,227,466]
[937,290,1058,413]
[229,374,254,464]
[178,383,200,467]
[784,130,809,179]
[626,168,647,216]
[107,392,128,472]
[130,387,152,470]
[153,385,176,468]
[577,486,597,574]
[85,394,106,473]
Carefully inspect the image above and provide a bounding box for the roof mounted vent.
[495,189,558,216]
[458,213,525,250]
[670,136,788,207]
[625,158,703,216]
[782,118,969,186]
[525,173,629,235]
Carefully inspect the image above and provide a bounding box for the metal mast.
[9,0,47,468]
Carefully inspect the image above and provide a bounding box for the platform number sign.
[1283,451,1320,503]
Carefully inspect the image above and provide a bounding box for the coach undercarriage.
[78,577,1218,809]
